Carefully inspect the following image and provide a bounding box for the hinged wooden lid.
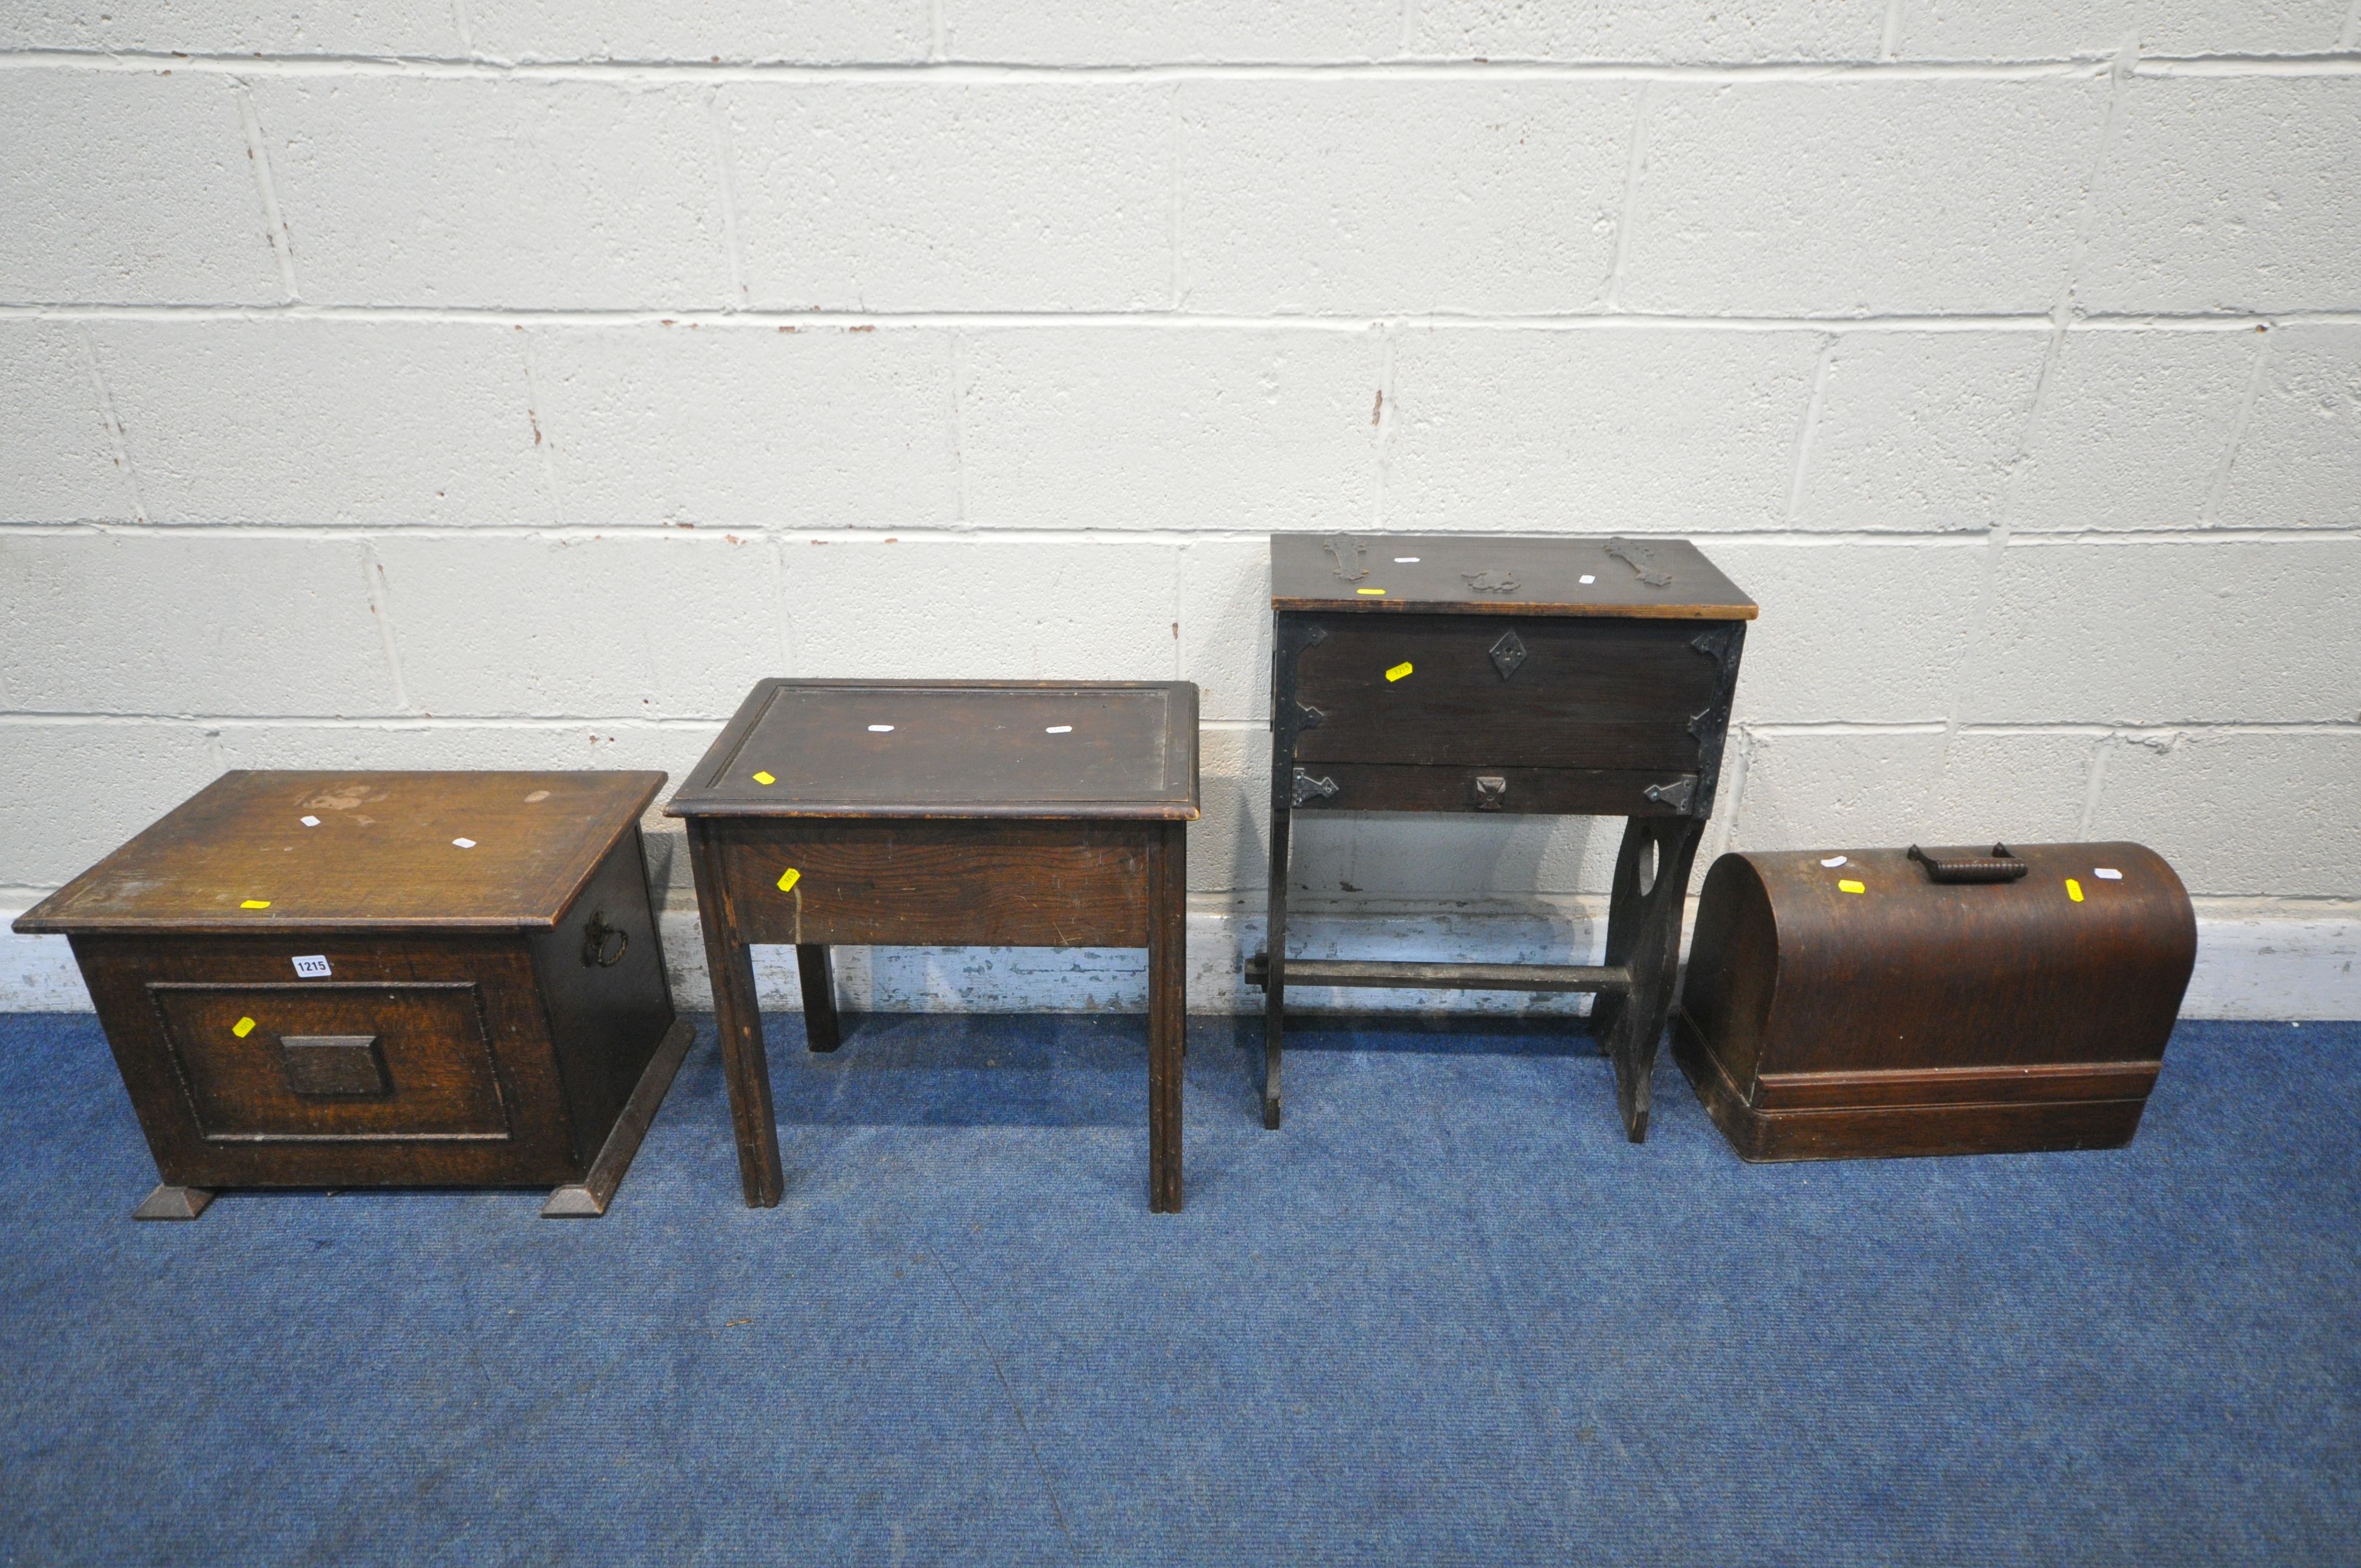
[13,771,666,934]
[1271,533,1756,618]
[665,680,1201,820]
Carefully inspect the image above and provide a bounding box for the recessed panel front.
[150,981,512,1142]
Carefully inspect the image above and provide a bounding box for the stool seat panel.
[667,680,1200,820]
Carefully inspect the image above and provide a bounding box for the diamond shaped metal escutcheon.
[1489,629,1528,680]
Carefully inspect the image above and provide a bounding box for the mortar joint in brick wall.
[14,304,2361,334]
[1369,322,1400,531]
[1602,83,1652,312]
[357,540,414,713]
[74,326,146,525]
[704,86,749,311]
[1783,337,1838,525]
[2204,328,2274,526]
[10,52,2360,80]
[232,79,300,303]
[513,329,565,525]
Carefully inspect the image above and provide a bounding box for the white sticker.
[1045,725,1073,734]
[452,837,476,849]
[2095,867,2123,880]
[1393,556,1420,563]
[867,725,895,733]
[1580,574,1597,585]
[292,954,331,978]
[1820,855,1848,868]
[299,815,320,827]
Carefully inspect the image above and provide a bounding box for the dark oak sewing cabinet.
[13,771,690,1219]
[1248,533,1756,1139]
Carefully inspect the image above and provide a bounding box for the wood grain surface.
[1673,841,2195,1161]
[666,680,1200,820]
[1271,532,1758,618]
[15,771,665,933]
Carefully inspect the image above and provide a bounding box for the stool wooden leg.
[688,823,784,1207]
[1261,803,1291,1131]
[1601,815,1707,1144]
[796,944,841,1053]
[1147,820,1186,1213]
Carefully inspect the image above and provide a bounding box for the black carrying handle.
[580,911,628,967]
[1907,843,2030,884]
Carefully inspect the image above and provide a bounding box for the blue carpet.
[0,1010,2354,1567]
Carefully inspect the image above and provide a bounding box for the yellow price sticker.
[777,867,801,894]
[1385,661,1413,682]
[232,1016,257,1038]
[1838,879,1866,895]
[752,771,776,786]
[1356,587,1386,596]
[240,899,271,910]
[2066,878,2084,903]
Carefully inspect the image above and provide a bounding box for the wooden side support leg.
[1261,800,1292,1132]
[688,822,785,1208]
[1146,819,1187,1213]
[796,944,841,1054]
[543,1015,698,1218]
[1597,815,1708,1144]
[134,1184,213,1221]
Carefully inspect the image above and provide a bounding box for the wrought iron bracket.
[1322,535,1369,582]
[1690,624,1741,682]
[1642,777,1697,812]
[1291,768,1340,807]
[1606,540,1673,587]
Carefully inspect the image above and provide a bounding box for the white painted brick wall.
[0,324,136,520]
[725,84,1172,311]
[0,533,398,715]
[1791,333,2048,534]
[90,320,547,525]
[529,324,961,529]
[467,1,929,66]
[254,78,731,309]
[1894,2,2353,61]
[1176,81,1636,314]
[2011,329,2262,532]
[1619,80,2110,316]
[2080,78,2361,314]
[1388,327,1824,531]
[0,70,281,304]
[1410,1,1887,63]
[2,8,2357,1019]
[2218,325,2361,528]
[959,327,1383,531]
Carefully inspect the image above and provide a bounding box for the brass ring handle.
[581,911,628,968]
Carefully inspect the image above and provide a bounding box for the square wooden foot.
[541,1015,697,1219]
[134,1184,214,1221]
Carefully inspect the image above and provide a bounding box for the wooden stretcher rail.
[1244,956,1632,994]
